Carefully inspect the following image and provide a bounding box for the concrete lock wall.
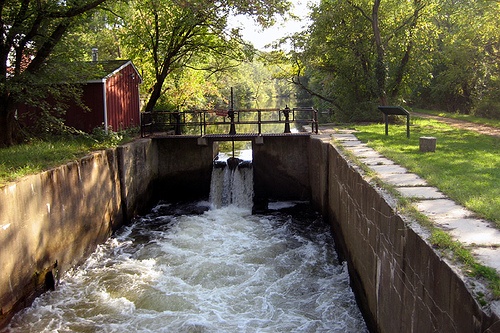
[308,135,500,332]
[2,134,499,332]
[0,150,120,326]
[118,139,159,220]
[253,136,311,204]
[154,137,215,201]
[0,139,158,327]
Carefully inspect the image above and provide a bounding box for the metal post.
[384,114,389,135]
[406,114,410,138]
[283,105,291,133]
[258,109,262,134]
[173,111,181,135]
[203,111,207,136]
[228,87,236,135]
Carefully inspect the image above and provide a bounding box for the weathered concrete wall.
[309,135,500,332]
[118,139,158,220]
[0,149,123,326]
[0,139,161,328]
[155,137,215,201]
[253,136,311,204]
[307,134,330,216]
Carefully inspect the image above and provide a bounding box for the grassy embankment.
[354,114,499,226]
[0,129,136,187]
[352,112,500,298]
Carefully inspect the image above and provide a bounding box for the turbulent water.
[4,201,367,333]
[4,149,367,332]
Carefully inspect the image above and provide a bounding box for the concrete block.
[197,137,208,146]
[420,136,437,152]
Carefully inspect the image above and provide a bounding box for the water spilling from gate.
[3,150,368,332]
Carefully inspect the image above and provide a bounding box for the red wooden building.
[67,60,142,132]
[19,60,142,133]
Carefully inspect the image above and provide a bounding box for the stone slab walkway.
[324,128,500,274]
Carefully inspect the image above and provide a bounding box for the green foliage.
[117,0,291,112]
[290,0,500,121]
[413,0,500,118]
[291,0,433,121]
[0,128,136,186]
[0,0,108,147]
[354,117,500,225]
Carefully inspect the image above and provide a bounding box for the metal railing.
[141,107,318,138]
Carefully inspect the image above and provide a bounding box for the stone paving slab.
[396,186,446,199]
[331,133,358,141]
[359,157,395,165]
[345,146,372,153]
[369,164,408,174]
[415,199,474,220]
[437,218,500,246]
[378,173,428,186]
[472,248,500,272]
[340,140,366,147]
[349,149,382,158]
[315,134,333,143]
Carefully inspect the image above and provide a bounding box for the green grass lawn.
[0,130,136,186]
[354,117,500,227]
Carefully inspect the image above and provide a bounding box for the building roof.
[84,60,142,83]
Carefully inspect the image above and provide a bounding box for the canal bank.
[308,131,500,332]
[1,134,499,331]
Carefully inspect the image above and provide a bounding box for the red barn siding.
[65,83,105,132]
[105,64,141,131]
[18,60,141,133]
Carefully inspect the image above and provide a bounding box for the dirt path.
[412,112,500,138]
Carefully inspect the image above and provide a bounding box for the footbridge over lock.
[140,106,319,139]
[143,106,319,208]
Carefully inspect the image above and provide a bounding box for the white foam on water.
[4,204,367,332]
[209,164,253,210]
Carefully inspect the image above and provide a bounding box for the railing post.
[141,112,145,138]
[315,109,318,133]
[203,111,206,136]
[228,87,236,135]
[173,111,181,135]
[283,106,291,133]
[258,109,262,134]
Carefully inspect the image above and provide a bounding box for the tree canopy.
[289,0,500,122]
[1,0,499,146]
[0,0,291,146]
[0,0,108,147]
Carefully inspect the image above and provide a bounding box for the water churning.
[4,150,367,332]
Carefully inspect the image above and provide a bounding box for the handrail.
[141,107,318,138]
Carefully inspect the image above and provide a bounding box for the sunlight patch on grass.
[354,117,500,226]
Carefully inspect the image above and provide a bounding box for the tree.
[0,0,109,147]
[412,0,500,118]
[291,0,431,121]
[118,0,291,112]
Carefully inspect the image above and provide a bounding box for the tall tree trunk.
[390,0,423,99]
[372,0,388,105]
[0,95,16,147]
[144,81,164,112]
